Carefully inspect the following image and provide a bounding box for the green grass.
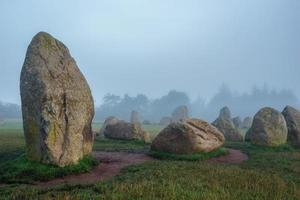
[0,119,23,130]
[149,148,228,161]
[1,159,299,199]
[142,124,164,140]
[1,120,300,199]
[92,121,102,133]
[225,142,300,184]
[0,155,99,184]
[93,138,150,152]
[0,120,100,184]
[0,121,25,163]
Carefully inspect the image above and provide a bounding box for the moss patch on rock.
[25,120,40,161]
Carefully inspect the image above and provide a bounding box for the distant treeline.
[95,85,300,122]
[0,85,299,122]
[0,102,21,119]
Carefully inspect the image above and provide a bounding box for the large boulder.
[171,105,189,122]
[212,107,243,141]
[247,107,287,146]
[102,118,150,143]
[151,118,225,154]
[20,32,94,167]
[242,117,253,129]
[99,116,119,136]
[130,110,140,124]
[282,106,300,147]
[159,116,172,126]
[232,116,243,129]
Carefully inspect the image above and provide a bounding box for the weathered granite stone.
[20,32,94,167]
[212,107,243,141]
[151,118,225,154]
[247,107,287,146]
[102,117,150,143]
[282,106,300,147]
[130,110,140,124]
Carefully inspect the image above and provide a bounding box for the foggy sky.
[0,0,299,105]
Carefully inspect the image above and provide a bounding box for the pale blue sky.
[0,0,299,105]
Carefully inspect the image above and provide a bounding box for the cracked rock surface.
[151,118,225,154]
[20,32,94,167]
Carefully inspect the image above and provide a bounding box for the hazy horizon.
[0,0,299,105]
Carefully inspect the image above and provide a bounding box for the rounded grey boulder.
[247,107,287,146]
[100,116,119,136]
[101,117,150,143]
[20,32,94,167]
[282,106,300,147]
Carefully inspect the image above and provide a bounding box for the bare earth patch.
[36,152,154,188]
[35,148,248,188]
[208,149,248,164]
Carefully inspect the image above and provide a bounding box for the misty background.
[0,0,299,122]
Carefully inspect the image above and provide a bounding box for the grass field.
[0,120,300,199]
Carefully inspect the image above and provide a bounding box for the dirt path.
[208,149,248,164]
[35,148,248,188]
[37,152,153,188]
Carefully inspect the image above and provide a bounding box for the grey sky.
[0,0,299,105]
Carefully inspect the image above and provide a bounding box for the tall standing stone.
[20,32,94,167]
[232,116,243,129]
[242,117,253,129]
[130,110,140,124]
[282,106,300,147]
[171,105,189,122]
[212,107,243,141]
